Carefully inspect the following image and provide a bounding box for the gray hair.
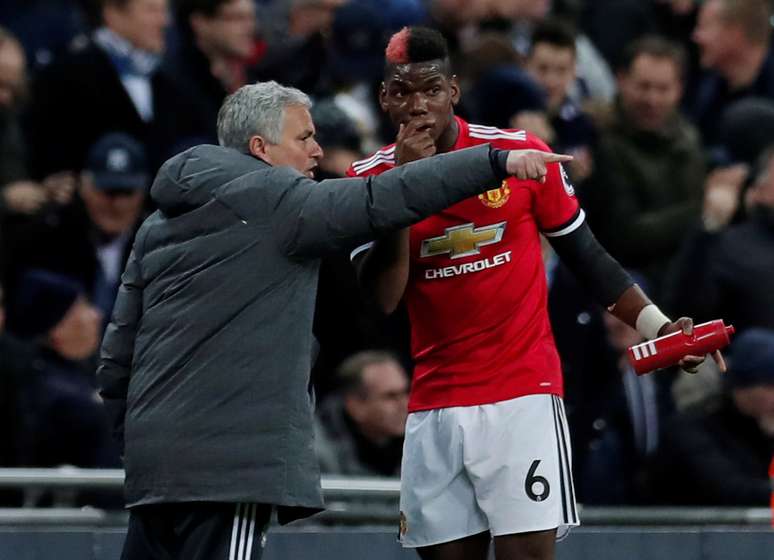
[216,81,312,152]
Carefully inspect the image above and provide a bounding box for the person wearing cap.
[2,132,149,322]
[657,328,774,505]
[4,269,118,475]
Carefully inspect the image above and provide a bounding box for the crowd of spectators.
[1,0,772,508]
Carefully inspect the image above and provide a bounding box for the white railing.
[0,468,771,527]
[0,468,400,497]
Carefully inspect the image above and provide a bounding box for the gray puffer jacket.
[98,144,502,522]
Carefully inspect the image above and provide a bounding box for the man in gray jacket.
[98,80,570,560]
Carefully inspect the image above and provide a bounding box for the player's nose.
[407,92,429,115]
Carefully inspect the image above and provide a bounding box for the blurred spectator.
[325,0,393,149]
[668,145,774,332]
[690,0,774,144]
[0,26,26,187]
[315,351,409,476]
[548,243,666,504]
[657,328,774,505]
[310,98,363,179]
[0,26,76,218]
[308,99,411,400]
[3,133,149,322]
[544,243,621,504]
[482,0,617,104]
[577,0,657,69]
[165,0,256,144]
[24,0,205,178]
[466,63,546,129]
[0,0,88,69]
[712,96,774,168]
[524,18,595,181]
[5,269,119,472]
[587,36,704,299]
[328,0,426,87]
[252,0,347,96]
[424,0,489,65]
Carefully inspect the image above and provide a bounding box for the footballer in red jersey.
[349,26,718,560]
[351,115,580,414]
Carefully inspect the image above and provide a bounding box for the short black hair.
[617,35,687,80]
[385,26,450,73]
[529,19,577,56]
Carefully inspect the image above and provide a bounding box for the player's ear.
[449,75,461,106]
[379,82,389,112]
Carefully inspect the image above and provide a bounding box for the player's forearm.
[549,220,674,338]
[608,284,654,330]
[356,229,410,314]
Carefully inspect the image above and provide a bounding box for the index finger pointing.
[540,152,574,163]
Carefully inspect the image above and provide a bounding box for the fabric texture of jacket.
[98,143,503,522]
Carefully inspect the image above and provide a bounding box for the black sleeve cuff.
[490,148,510,181]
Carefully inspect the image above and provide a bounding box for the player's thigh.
[400,409,488,548]
[416,530,491,560]
[493,529,556,560]
[464,394,578,538]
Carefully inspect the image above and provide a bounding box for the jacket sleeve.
[271,145,501,258]
[97,246,145,456]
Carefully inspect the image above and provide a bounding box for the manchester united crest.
[478,180,511,208]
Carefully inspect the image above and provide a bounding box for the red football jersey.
[348,117,583,412]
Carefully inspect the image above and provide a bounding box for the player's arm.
[548,219,726,372]
[354,119,437,314]
[531,144,724,371]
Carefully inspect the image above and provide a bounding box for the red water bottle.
[627,319,735,375]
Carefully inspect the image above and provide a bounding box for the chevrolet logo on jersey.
[420,222,507,260]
